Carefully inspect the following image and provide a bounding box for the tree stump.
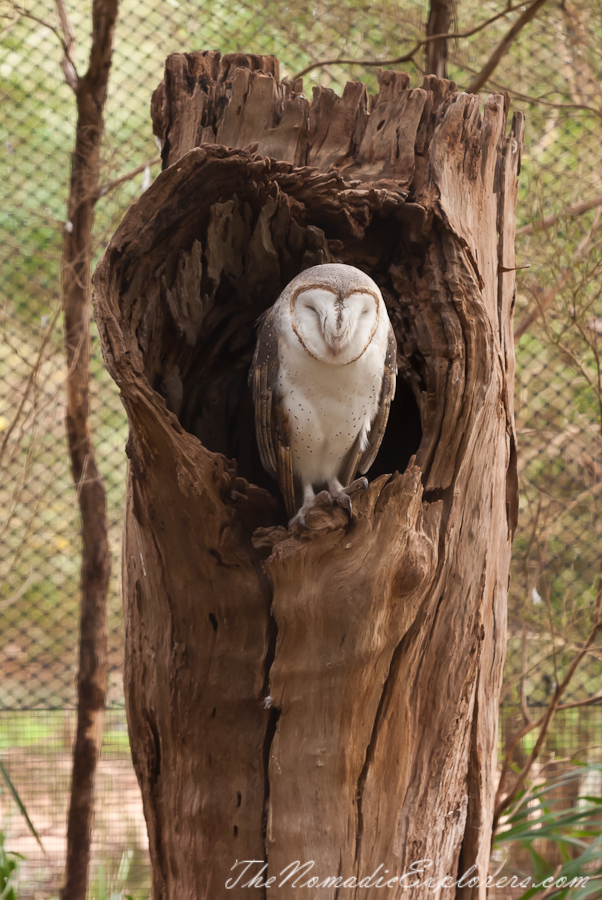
[93,52,523,900]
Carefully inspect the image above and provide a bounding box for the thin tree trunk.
[426,0,453,77]
[95,53,523,900]
[61,2,118,898]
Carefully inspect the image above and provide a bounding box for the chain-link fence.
[2,0,602,895]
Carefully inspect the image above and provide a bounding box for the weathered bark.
[94,52,523,900]
[60,2,118,899]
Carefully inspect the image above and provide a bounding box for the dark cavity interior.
[140,193,425,520]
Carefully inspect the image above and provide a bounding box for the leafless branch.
[54,0,74,48]
[520,621,532,726]
[518,192,602,236]
[466,0,551,93]
[514,274,571,341]
[493,618,602,832]
[499,642,567,705]
[514,208,602,339]
[291,1,531,81]
[0,571,36,610]
[500,87,601,119]
[455,63,602,118]
[556,691,602,711]
[0,306,62,463]
[4,1,79,89]
[96,156,161,199]
[495,527,602,832]
[54,0,78,91]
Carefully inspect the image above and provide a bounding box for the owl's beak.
[327,334,346,356]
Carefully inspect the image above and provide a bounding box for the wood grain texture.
[94,54,523,900]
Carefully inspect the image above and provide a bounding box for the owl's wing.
[250,309,296,517]
[339,324,397,487]
[358,324,397,475]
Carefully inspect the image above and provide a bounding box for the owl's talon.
[288,507,311,529]
[315,490,334,507]
[330,490,353,516]
[345,477,369,494]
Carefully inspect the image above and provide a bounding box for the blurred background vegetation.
[1,0,602,896]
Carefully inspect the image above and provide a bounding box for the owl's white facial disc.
[291,287,379,364]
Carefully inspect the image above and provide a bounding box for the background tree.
[1,1,119,898]
[425,0,454,76]
[58,2,118,896]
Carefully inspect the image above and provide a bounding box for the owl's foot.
[288,491,333,529]
[325,477,369,519]
[288,507,311,529]
[328,489,354,517]
[344,476,369,494]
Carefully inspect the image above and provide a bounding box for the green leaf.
[97,864,106,900]
[0,761,45,854]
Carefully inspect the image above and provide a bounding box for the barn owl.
[251,264,397,526]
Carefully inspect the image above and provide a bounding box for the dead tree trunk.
[93,53,522,900]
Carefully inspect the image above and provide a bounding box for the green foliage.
[0,761,44,853]
[45,848,150,900]
[0,757,48,898]
[0,715,56,752]
[0,832,23,900]
[495,764,602,900]
[87,849,149,900]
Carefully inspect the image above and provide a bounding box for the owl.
[250,264,397,526]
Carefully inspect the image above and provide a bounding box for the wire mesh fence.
[2,0,602,894]
[0,709,149,898]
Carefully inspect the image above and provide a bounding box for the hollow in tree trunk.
[93,53,523,900]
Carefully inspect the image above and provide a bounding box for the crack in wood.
[261,607,279,880]
[353,636,407,868]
